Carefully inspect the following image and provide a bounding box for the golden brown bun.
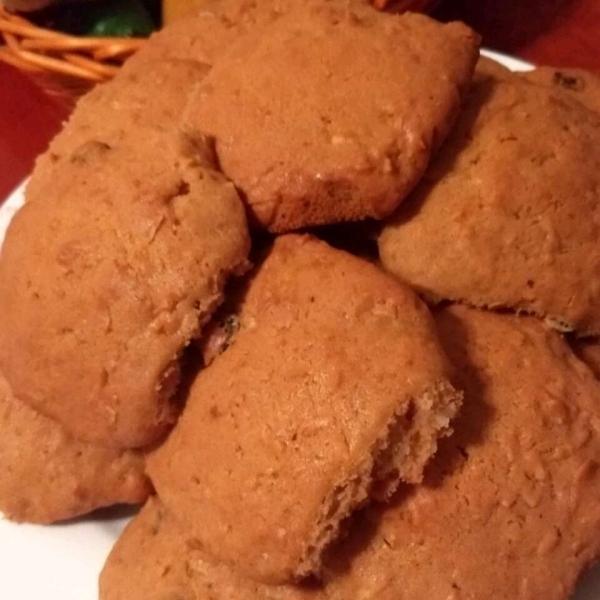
[380,64,600,335]
[148,234,461,584]
[186,5,479,231]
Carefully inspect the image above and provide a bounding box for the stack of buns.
[1,0,600,598]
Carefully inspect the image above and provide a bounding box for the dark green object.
[86,0,155,37]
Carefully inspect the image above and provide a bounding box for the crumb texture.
[379,61,600,335]
[27,58,210,201]
[104,308,600,600]
[186,4,479,231]
[0,133,250,448]
[100,498,317,600]
[148,234,459,584]
[320,306,600,600]
[0,374,150,524]
[122,0,309,71]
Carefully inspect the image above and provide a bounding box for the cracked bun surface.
[0,134,250,448]
[148,234,461,584]
[104,306,600,600]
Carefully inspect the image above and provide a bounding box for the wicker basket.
[0,0,436,107]
[0,4,143,105]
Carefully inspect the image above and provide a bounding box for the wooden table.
[1,0,599,202]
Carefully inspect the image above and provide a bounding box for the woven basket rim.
[0,4,144,84]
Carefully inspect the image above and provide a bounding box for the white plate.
[1,50,600,600]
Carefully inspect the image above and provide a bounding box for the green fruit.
[87,0,155,38]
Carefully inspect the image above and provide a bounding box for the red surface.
[0,62,70,201]
[1,0,599,203]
